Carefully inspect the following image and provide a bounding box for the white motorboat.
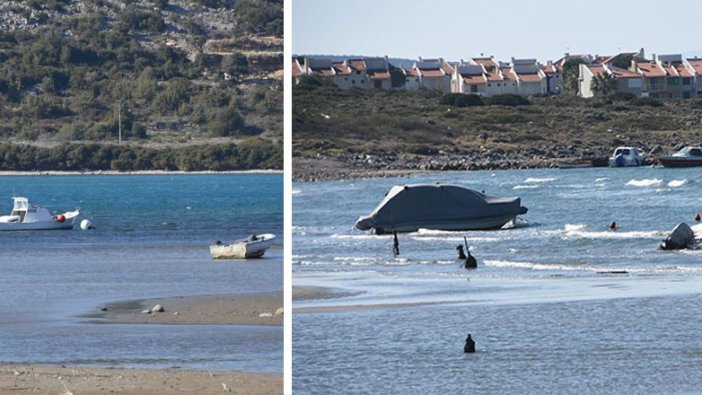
[0,197,79,231]
[210,233,276,259]
[658,146,702,167]
[609,146,644,167]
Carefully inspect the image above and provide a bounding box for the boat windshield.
[690,148,702,157]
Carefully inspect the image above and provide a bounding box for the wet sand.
[87,292,284,326]
[0,365,281,395]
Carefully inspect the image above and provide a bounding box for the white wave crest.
[562,223,662,239]
[626,178,662,187]
[668,179,688,188]
[514,185,539,190]
[525,177,556,183]
[595,177,609,182]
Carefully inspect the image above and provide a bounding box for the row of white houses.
[292,55,559,95]
[292,50,702,99]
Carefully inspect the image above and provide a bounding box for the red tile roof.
[292,60,302,77]
[442,63,454,74]
[347,59,366,72]
[542,64,557,74]
[518,73,543,82]
[663,64,678,77]
[587,64,607,76]
[676,63,693,77]
[637,62,666,77]
[608,66,640,79]
[332,63,350,76]
[685,59,702,75]
[486,71,502,82]
[500,67,517,80]
[369,71,389,80]
[311,68,335,77]
[421,69,445,78]
[473,58,499,68]
[592,55,611,64]
[462,75,485,84]
[404,67,419,77]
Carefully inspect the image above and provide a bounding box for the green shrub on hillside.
[440,93,484,107]
[484,94,531,106]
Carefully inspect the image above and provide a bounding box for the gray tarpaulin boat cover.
[355,183,528,234]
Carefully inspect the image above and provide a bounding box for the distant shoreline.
[0,169,282,176]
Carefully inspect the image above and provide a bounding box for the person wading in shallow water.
[392,230,400,256]
[456,245,467,260]
[464,250,477,269]
[464,334,475,353]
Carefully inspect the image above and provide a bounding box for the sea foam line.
[626,178,662,187]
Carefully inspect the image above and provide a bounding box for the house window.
[374,80,382,89]
[345,77,348,81]
[488,83,491,87]
[684,91,691,99]
[361,80,365,84]
[356,71,361,75]
[352,80,355,84]
[668,77,680,86]
[470,85,478,93]
[683,78,691,86]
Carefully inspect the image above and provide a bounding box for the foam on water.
[514,184,539,190]
[524,177,556,183]
[562,223,662,239]
[668,179,688,188]
[626,178,662,187]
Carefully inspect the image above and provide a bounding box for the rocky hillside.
[0,0,282,171]
[293,84,702,180]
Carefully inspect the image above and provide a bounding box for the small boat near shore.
[658,146,702,167]
[0,197,79,231]
[355,183,527,234]
[210,233,276,259]
[609,146,644,167]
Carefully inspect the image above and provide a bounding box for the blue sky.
[293,0,702,62]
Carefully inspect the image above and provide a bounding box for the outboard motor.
[660,222,695,250]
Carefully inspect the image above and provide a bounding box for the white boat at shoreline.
[0,197,79,231]
[609,146,644,167]
[210,233,276,259]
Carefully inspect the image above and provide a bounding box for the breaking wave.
[626,178,662,187]
[524,177,556,183]
[668,179,688,188]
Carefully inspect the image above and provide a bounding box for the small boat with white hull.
[0,197,79,231]
[210,233,276,259]
[609,146,644,167]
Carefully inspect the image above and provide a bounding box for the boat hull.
[373,214,519,234]
[210,234,275,259]
[659,157,702,167]
[0,217,76,231]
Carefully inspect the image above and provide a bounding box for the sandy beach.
[0,292,285,394]
[0,365,282,395]
[86,292,284,326]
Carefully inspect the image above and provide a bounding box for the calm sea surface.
[0,173,282,372]
[293,167,702,393]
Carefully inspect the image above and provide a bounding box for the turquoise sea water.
[293,167,702,393]
[0,173,282,372]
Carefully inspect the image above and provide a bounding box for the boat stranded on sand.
[658,146,702,167]
[210,233,276,259]
[0,197,79,231]
[355,183,527,234]
[609,146,645,167]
